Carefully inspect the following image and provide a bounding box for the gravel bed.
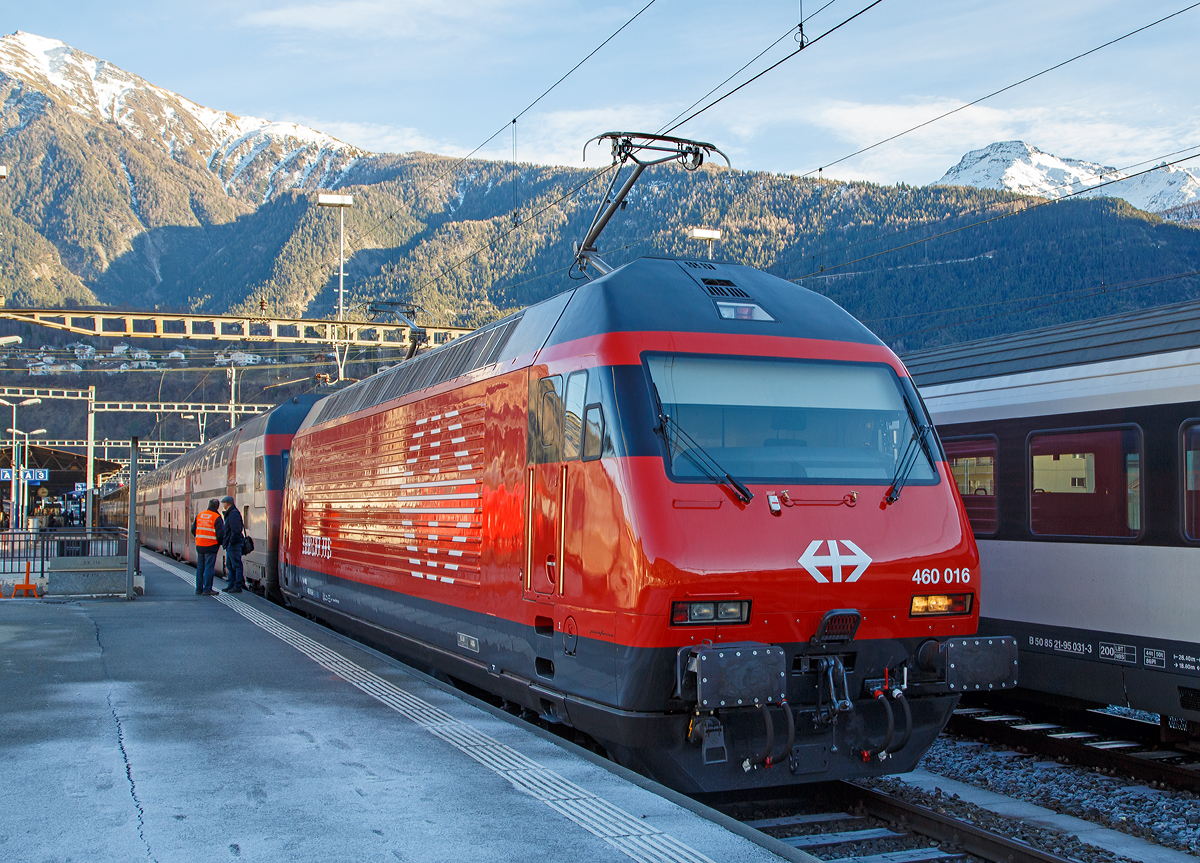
[1097,706,1161,724]
[858,777,1135,863]
[909,733,1200,855]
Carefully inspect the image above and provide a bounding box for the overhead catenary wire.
[786,148,1200,283]
[801,0,1200,179]
[293,0,661,300]
[409,163,618,296]
[664,0,887,135]
[880,268,1200,343]
[491,237,653,297]
[861,269,1194,326]
[655,0,839,135]
[441,1,883,303]
[779,141,1200,278]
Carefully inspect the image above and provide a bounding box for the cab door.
[526,375,564,600]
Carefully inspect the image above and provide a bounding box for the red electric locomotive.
[279,134,1016,793]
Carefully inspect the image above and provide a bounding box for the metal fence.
[0,528,129,576]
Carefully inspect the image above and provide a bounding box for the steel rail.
[845,783,1077,863]
[711,778,1080,863]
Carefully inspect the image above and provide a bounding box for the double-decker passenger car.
[279,256,1016,792]
[118,395,320,592]
[907,298,1200,738]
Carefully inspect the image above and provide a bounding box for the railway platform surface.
[0,551,803,863]
[895,769,1194,863]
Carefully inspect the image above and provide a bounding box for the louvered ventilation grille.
[1180,686,1200,711]
[312,315,522,426]
[701,278,750,299]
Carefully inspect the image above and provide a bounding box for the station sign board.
[0,469,50,481]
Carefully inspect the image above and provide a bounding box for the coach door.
[526,375,566,599]
[183,473,194,564]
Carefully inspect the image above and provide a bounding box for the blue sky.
[4,0,1199,183]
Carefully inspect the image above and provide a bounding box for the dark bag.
[242,534,255,554]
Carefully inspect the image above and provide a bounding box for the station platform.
[0,550,801,863]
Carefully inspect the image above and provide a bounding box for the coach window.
[943,437,998,535]
[582,405,605,461]
[1029,427,1141,538]
[254,456,265,492]
[538,376,564,461]
[562,371,588,459]
[1182,423,1200,540]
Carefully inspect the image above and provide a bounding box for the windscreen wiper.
[885,399,937,505]
[653,386,753,504]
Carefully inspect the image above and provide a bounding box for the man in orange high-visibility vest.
[191,498,226,596]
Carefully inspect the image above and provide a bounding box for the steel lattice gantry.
[32,439,196,475]
[0,309,473,348]
[0,386,271,499]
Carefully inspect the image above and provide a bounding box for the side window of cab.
[537,376,563,462]
[535,370,606,463]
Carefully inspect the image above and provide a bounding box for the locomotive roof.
[544,256,883,347]
[307,257,883,428]
[902,296,1200,387]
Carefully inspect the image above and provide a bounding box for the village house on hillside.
[30,361,83,375]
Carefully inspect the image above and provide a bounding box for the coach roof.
[902,296,1200,387]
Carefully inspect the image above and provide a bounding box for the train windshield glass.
[646,354,937,485]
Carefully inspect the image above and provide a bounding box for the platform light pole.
[317,193,354,381]
[8,426,45,529]
[0,396,39,527]
[125,436,137,600]
[686,226,723,259]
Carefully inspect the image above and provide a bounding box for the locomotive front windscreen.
[646,354,938,485]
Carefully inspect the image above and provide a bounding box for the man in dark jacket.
[191,499,225,595]
[219,496,245,593]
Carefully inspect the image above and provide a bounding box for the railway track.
[947,700,1200,794]
[707,781,1078,863]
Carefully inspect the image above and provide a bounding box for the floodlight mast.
[574,133,729,276]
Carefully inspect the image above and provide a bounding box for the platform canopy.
[0,445,121,499]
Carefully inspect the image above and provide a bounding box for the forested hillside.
[2,33,1199,354]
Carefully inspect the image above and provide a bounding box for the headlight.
[910,593,973,616]
[717,601,744,620]
[671,600,750,625]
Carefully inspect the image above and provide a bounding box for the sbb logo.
[302,535,332,560]
[798,540,871,583]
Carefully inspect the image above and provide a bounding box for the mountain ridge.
[0,31,364,204]
[936,140,1200,213]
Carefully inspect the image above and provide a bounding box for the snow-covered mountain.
[0,30,363,202]
[936,141,1200,213]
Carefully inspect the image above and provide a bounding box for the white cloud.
[239,0,523,38]
[286,117,467,155]
[675,90,1200,185]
